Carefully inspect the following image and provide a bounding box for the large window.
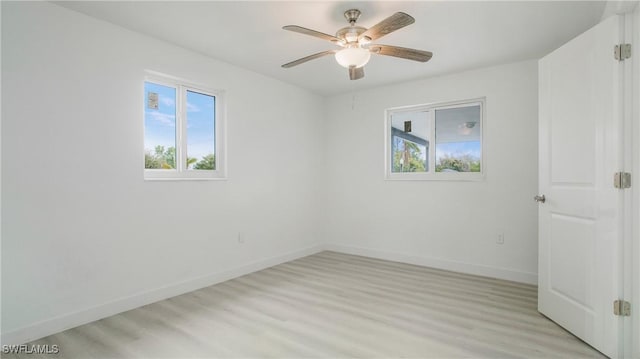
[144,74,225,180]
[385,99,484,180]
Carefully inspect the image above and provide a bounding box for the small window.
[385,99,484,180]
[144,74,225,180]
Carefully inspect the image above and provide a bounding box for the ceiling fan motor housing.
[336,26,367,44]
[339,9,369,45]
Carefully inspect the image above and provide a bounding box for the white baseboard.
[1,244,324,346]
[2,242,537,346]
[324,243,538,285]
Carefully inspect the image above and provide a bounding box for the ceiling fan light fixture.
[335,47,371,68]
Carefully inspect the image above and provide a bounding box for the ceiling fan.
[281,9,433,80]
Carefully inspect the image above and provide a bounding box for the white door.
[538,15,624,358]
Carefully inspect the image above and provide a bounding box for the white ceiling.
[55,1,606,97]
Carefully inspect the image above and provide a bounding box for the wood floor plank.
[11,251,605,358]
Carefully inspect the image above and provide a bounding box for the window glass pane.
[186,90,216,170]
[435,105,481,172]
[144,82,176,169]
[391,111,429,173]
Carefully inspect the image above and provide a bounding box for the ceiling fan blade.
[349,66,364,80]
[282,50,337,68]
[369,44,433,62]
[283,25,342,43]
[360,12,415,41]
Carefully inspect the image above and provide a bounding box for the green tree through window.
[144,146,213,170]
[392,138,426,172]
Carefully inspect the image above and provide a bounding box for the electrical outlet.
[238,232,245,244]
[497,233,505,245]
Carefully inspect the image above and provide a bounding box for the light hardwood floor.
[5,251,604,358]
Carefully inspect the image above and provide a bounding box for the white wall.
[1,2,324,343]
[323,60,539,283]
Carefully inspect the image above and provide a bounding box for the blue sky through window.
[435,141,481,162]
[186,90,215,165]
[144,82,176,153]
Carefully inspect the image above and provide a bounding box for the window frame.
[143,72,226,180]
[384,98,485,181]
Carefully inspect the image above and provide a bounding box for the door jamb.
[628,6,640,359]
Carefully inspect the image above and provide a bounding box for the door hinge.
[614,300,631,316]
[614,172,631,189]
[614,44,631,61]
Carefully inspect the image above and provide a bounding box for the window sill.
[384,172,485,181]
[144,169,227,181]
[144,177,228,181]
